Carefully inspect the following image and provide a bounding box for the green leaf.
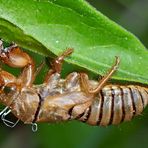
[0,0,147,84]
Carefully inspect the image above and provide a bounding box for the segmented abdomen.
[78,85,148,126]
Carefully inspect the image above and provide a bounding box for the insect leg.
[44,48,73,82]
[51,48,74,73]
[80,57,120,94]
[33,60,45,78]
[0,40,18,89]
[0,42,35,87]
[0,70,17,86]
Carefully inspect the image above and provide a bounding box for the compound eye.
[3,85,16,94]
[3,86,12,94]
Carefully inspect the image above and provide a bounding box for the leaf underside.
[0,0,147,85]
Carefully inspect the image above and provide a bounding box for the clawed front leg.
[0,40,35,87]
[80,57,120,94]
[0,41,34,68]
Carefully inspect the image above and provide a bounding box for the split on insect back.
[0,39,147,132]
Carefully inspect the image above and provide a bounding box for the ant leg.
[80,57,120,94]
[44,48,73,83]
[0,41,35,87]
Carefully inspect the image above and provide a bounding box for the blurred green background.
[0,0,148,148]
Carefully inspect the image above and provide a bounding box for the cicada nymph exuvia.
[0,39,147,132]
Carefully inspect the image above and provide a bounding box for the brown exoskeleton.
[0,39,147,131]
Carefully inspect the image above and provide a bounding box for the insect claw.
[9,41,17,47]
[3,43,17,53]
[31,123,38,132]
[1,108,19,128]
